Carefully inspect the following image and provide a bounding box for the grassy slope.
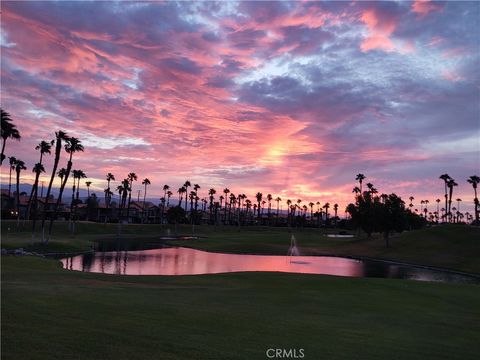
[2,256,480,360]
[2,221,480,272]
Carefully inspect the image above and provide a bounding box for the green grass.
[2,256,480,360]
[2,221,480,272]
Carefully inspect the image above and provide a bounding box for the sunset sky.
[1,1,479,212]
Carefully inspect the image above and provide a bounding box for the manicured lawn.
[2,221,480,272]
[2,256,480,360]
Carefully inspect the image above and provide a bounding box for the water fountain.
[287,234,309,264]
[287,234,300,256]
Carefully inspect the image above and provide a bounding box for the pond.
[61,247,479,284]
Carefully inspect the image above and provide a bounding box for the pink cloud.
[412,0,444,17]
[359,8,398,52]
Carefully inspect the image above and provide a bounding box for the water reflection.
[60,247,480,284]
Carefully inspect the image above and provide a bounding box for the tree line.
[2,108,479,242]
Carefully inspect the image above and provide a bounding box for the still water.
[61,247,479,284]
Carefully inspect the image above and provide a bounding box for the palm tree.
[183,180,191,210]
[323,202,330,224]
[229,193,236,222]
[409,196,414,212]
[1,109,21,165]
[26,141,53,222]
[256,192,263,220]
[355,173,366,193]
[41,130,69,242]
[29,163,46,236]
[208,188,216,221]
[14,159,27,226]
[47,137,84,241]
[286,199,292,224]
[193,184,201,211]
[8,156,17,197]
[223,188,230,223]
[435,199,441,222]
[275,197,281,219]
[85,181,92,197]
[125,172,137,221]
[439,174,451,221]
[142,178,151,223]
[266,194,273,220]
[104,173,115,222]
[366,182,377,194]
[72,169,86,232]
[447,179,458,222]
[166,190,173,207]
[177,186,186,206]
[189,191,196,215]
[467,175,480,223]
[163,184,170,203]
[333,203,339,223]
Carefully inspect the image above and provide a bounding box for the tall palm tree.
[456,198,462,214]
[104,173,115,222]
[177,186,186,206]
[266,194,273,223]
[166,190,173,207]
[85,181,92,197]
[7,156,18,198]
[27,140,53,220]
[275,197,281,219]
[409,196,414,212]
[333,203,339,220]
[355,173,366,193]
[467,175,480,223]
[193,184,201,211]
[223,188,230,222]
[183,181,191,210]
[447,179,457,222]
[126,172,137,221]
[142,178,151,223]
[435,199,441,221]
[41,130,69,242]
[189,191,196,214]
[323,202,330,223]
[29,163,45,236]
[229,193,236,222]
[47,137,84,241]
[14,159,27,226]
[1,109,21,165]
[208,188,216,220]
[439,174,451,221]
[308,202,314,220]
[163,184,170,203]
[72,170,86,233]
[256,192,263,220]
[286,199,292,223]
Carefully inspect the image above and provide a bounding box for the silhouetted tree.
[1,109,21,165]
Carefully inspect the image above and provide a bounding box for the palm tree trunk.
[25,173,40,223]
[41,141,61,242]
[15,169,21,227]
[47,160,72,242]
[143,184,147,224]
[8,166,13,197]
[126,189,132,223]
[1,139,7,166]
[73,178,81,234]
[474,187,479,223]
[31,179,40,238]
[444,182,448,223]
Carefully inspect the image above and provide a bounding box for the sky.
[1,0,479,213]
